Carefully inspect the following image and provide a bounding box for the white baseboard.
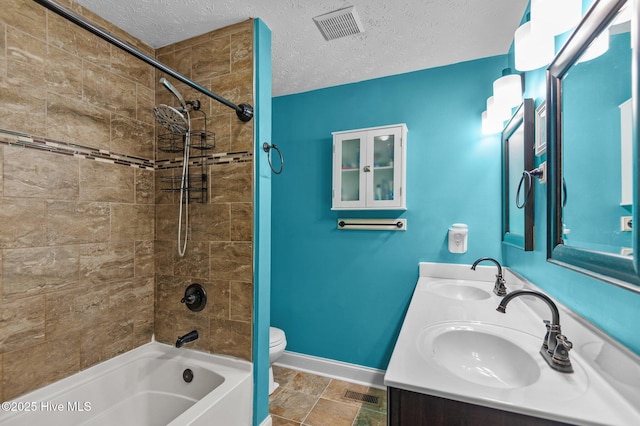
[259,415,272,426]
[274,351,386,389]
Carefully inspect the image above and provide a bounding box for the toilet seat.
[270,327,286,348]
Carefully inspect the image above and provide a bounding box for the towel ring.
[516,171,533,209]
[263,142,284,174]
[516,167,545,209]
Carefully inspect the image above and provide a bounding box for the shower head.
[153,104,189,135]
[160,77,187,110]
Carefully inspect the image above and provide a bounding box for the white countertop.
[384,262,640,426]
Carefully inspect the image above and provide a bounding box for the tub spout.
[176,330,199,348]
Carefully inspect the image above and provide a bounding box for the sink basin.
[426,280,492,301]
[417,322,541,389]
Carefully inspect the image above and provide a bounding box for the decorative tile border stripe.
[0,128,253,170]
[155,151,253,170]
[0,128,155,169]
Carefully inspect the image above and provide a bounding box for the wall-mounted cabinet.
[332,124,407,210]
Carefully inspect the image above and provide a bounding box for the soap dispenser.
[448,223,468,254]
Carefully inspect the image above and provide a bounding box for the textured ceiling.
[73,0,529,96]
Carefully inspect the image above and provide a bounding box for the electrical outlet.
[621,216,633,232]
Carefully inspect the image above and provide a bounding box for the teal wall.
[252,19,271,426]
[504,3,640,356]
[270,0,640,374]
[271,56,508,369]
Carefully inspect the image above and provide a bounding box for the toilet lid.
[270,327,286,347]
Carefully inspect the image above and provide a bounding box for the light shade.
[487,96,511,124]
[514,21,555,71]
[493,70,522,110]
[482,111,503,135]
[577,28,610,63]
[531,0,582,36]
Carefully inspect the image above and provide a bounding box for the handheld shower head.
[160,77,187,110]
[153,104,189,135]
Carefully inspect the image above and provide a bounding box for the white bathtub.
[0,342,253,425]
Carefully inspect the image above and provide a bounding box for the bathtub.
[0,342,253,425]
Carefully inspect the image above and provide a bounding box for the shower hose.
[178,111,191,257]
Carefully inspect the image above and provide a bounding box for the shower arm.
[32,0,254,122]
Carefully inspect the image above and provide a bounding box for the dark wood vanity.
[387,387,573,426]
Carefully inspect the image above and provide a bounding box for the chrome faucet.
[175,330,199,348]
[496,290,573,373]
[471,257,507,296]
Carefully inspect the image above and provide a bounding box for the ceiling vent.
[313,6,364,41]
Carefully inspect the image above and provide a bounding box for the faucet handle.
[542,320,551,351]
[552,334,573,373]
[555,334,572,351]
[181,283,207,312]
[497,275,507,292]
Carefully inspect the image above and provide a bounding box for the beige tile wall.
[0,1,255,402]
[0,0,156,401]
[154,20,255,361]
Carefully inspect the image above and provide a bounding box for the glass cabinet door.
[367,127,403,208]
[333,131,367,208]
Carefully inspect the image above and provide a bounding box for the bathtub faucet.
[176,330,199,348]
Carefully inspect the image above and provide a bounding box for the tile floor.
[269,366,387,426]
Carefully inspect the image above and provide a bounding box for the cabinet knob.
[363,165,371,172]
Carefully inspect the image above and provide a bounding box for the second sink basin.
[418,322,540,389]
[426,280,492,301]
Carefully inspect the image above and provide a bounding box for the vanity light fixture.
[487,96,511,124]
[493,68,522,111]
[531,0,582,36]
[514,20,555,71]
[481,110,504,135]
[483,96,511,135]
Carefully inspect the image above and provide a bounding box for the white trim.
[259,415,272,426]
[274,351,386,389]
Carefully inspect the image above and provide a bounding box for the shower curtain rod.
[32,0,254,122]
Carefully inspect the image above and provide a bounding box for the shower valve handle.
[180,283,207,312]
[181,294,198,305]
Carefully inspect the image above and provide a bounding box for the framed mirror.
[547,0,640,291]
[502,98,535,250]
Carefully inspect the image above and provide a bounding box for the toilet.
[269,327,287,395]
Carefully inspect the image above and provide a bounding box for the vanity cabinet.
[388,387,571,426]
[332,124,407,210]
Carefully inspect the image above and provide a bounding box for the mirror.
[547,0,640,291]
[502,98,535,250]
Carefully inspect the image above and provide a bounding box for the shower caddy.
[157,106,215,203]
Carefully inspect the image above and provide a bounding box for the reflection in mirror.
[502,99,535,251]
[562,6,632,255]
[547,0,640,291]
